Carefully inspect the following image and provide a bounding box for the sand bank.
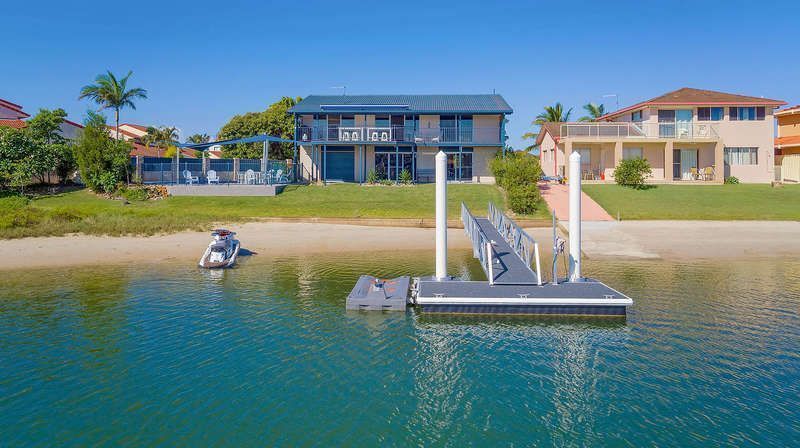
[3,221,799,271]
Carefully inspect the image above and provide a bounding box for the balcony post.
[714,141,724,181]
[664,141,674,181]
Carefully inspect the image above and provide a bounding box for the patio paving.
[538,182,614,221]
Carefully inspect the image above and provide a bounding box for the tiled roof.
[289,94,513,114]
[120,123,148,131]
[598,87,787,120]
[535,122,562,145]
[775,135,800,148]
[776,105,800,116]
[0,119,27,129]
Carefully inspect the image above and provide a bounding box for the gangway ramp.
[461,202,542,285]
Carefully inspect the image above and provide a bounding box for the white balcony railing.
[297,125,501,145]
[560,122,719,140]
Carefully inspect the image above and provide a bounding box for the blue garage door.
[325,146,355,181]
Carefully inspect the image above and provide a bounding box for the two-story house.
[289,94,511,183]
[775,105,800,161]
[537,88,786,183]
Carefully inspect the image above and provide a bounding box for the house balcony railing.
[296,125,502,145]
[560,122,719,140]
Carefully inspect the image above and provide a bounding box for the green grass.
[0,184,549,239]
[582,184,800,220]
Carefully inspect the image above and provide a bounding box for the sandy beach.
[4,220,800,270]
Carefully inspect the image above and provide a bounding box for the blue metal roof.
[288,94,513,114]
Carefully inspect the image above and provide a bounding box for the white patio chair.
[206,170,220,184]
[342,132,350,141]
[275,169,288,183]
[431,136,440,144]
[183,169,198,185]
[371,131,379,141]
[380,132,389,141]
[244,169,255,184]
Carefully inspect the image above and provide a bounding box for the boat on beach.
[198,229,240,268]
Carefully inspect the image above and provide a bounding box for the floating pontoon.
[346,151,633,316]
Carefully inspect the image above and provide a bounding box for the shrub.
[73,111,132,193]
[613,158,652,189]
[366,169,378,184]
[489,151,543,191]
[399,169,413,184]
[507,183,542,215]
[489,151,544,214]
[725,176,739,184]
[120,186,149,201]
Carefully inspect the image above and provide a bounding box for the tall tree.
[79,70,148,140]
[74,111,133,192]
[579,103,606,122]
[218,96,301,159]
[534,103,572,125]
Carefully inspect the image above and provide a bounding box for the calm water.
[1,250,799,447]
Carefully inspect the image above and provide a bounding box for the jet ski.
[198,229,240,268]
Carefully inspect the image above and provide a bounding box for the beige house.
[289,94,511,183]
[538,88,786,183]
[775,105,800,161]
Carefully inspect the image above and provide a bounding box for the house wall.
[472,147,496,183]
[539,132,557,177]
[717,107,775,182]
[778,113,800,137]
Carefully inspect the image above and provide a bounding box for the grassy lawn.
[582,184,800,220]
[0,183,549,239]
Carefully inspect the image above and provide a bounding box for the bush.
[489,151,543,191]
[489,151,544,214]
[399,169,413,184]
[507,183,542,215]
[725,176,739,184]
[366,169,378,184]
[613,158,652,189]
[73,112,132,193]
[120,186,149,201]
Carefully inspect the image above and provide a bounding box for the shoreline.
[3,220,799,271]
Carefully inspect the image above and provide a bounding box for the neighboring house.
[775,105,800,161]
[1,98,84,140]
[0,98,31,129]
[108,123,149,141]
[538,88,786,183]
[289,94,511,183]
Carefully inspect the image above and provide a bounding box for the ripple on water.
[0,251,798,446]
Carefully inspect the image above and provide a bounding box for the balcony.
[297,125,502,146]
[560,122,719,140]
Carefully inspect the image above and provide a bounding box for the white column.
[435,150,447,281]
[568,151,582,282]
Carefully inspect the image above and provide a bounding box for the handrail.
[560,121,719,140]
[461,202,495,284]
[487,202,543,285]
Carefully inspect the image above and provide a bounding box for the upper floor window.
[440,115,456,128]
[374,114,390,127]
[657,110,676,122]
[631,110,643,122]
[698,107,724,121]
[340,115,355,127]
[729,106,765,121]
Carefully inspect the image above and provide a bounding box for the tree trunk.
[115,109,120,140]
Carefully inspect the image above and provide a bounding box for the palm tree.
[579,103,606,122]
[156,126,179,145]
[186,133,210,144]
[79,70,147,140]
[534,103,572,125]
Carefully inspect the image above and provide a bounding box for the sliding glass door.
[673,149,698,180]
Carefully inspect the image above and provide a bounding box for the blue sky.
[3,0,798,149]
